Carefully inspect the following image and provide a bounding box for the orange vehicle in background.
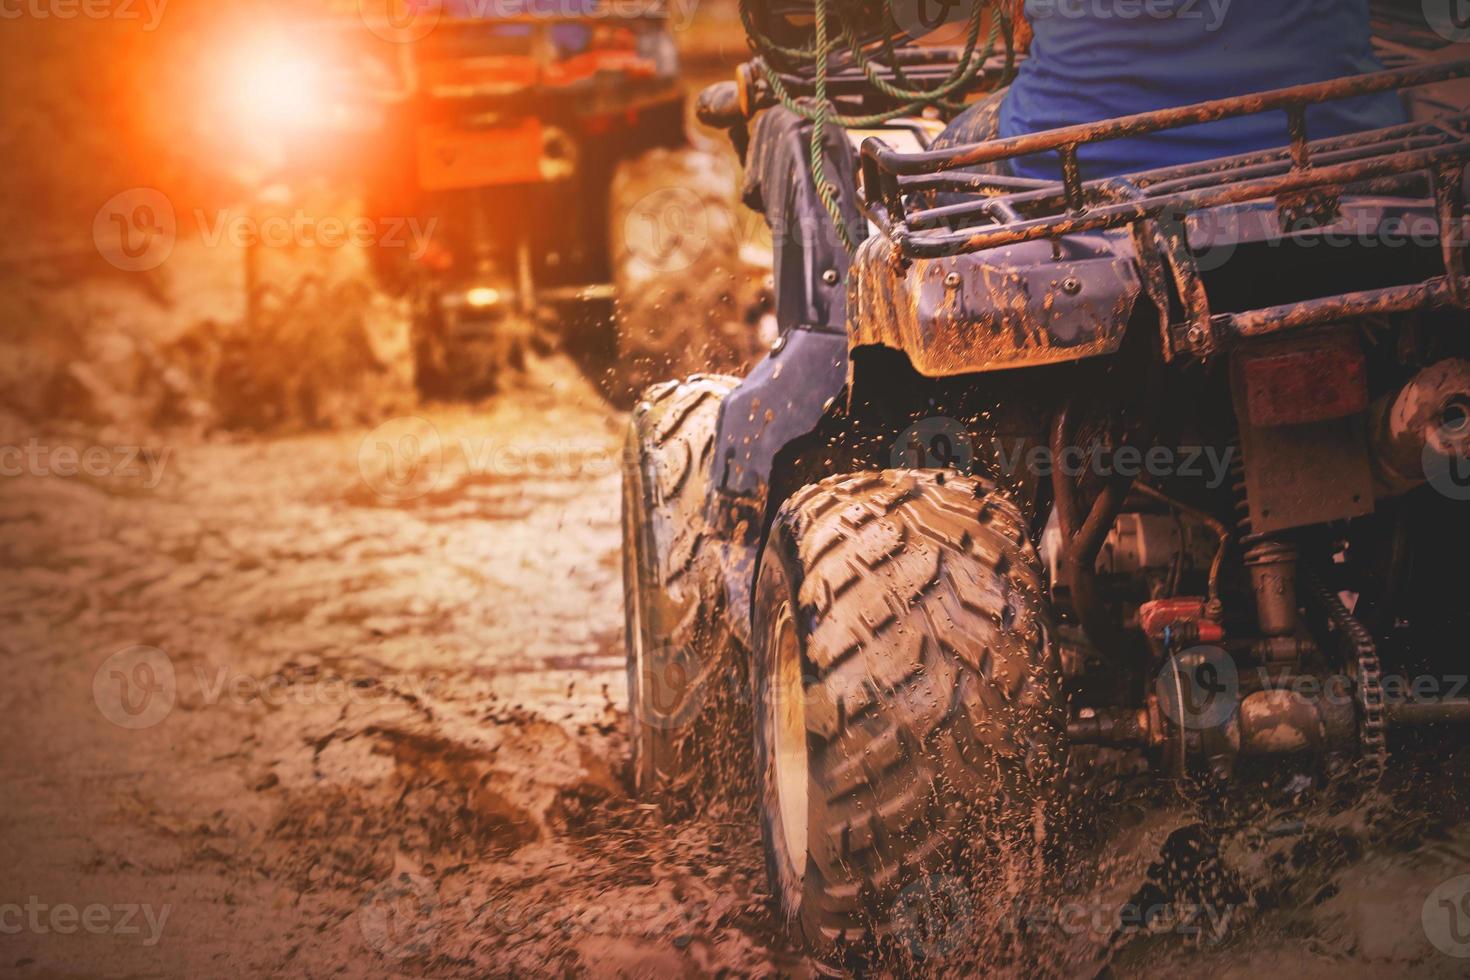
[349,0,688,396]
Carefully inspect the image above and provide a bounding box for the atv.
[353,0,722,398]
[622,0,1470,966]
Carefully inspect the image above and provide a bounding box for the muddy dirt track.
[0,356,796,977]
[5,355,1470,979]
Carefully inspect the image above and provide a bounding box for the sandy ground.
[0,356,805,978]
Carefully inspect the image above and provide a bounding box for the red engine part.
[1139,597,1225,644]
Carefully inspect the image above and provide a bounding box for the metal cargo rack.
[858,60,1470,359]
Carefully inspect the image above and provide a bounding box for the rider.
[937,0,1407,179]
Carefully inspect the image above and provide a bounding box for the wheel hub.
[624,482,650,790]
[771,602,809,884]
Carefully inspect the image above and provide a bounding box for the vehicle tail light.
[1237,331,1368,427]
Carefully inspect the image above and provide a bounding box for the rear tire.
[753,470,1061,963]
[622,375,739,798]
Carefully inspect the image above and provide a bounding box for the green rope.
[809,0,853,250]
[739,0,1018,253]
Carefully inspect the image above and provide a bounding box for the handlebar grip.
[696,81,745,130]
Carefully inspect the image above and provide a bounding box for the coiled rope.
[738,0,1017,251]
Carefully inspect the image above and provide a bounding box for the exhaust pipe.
[1368,358,1470,497]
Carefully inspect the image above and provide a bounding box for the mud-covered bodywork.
[702,106,862,644]
[710,107,860,506]
[707,59,1470,536]
[699,56,1470,650]
[845,192,1454,376]
[846,230,1142,376]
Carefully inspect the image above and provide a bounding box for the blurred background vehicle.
[243,1,690,398]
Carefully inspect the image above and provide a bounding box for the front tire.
[622,375,739,798]
[753,470,1061,963]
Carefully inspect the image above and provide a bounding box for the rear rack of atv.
[859,60,1470,358]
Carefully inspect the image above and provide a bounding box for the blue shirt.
[999,0,1407,180]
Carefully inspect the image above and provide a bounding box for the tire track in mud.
[0,357,795,977]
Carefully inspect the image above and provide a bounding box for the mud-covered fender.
[706,327,848,650]
[705,106,863,646]
[711,326,849,505]
[846,229,1144,376]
